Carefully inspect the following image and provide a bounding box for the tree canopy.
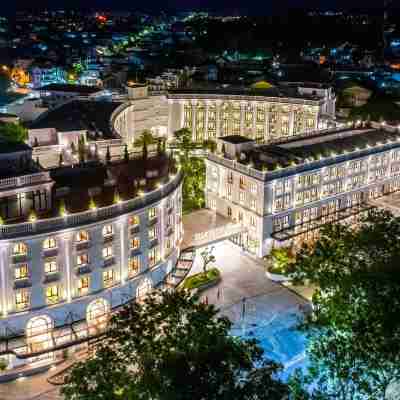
[288,210,400,400]
[62,290,289,400]
[0,122,28,144]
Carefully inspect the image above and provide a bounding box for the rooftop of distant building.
[38,84,104,95]
[29,100,123,139]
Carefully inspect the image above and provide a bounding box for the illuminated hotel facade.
[205,125,400,257]
[0,144,183,372]
[167,87,335,143]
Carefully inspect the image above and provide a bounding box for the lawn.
[183,268,220,290]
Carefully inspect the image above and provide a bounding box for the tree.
[123,144,129,162]
[200,246,216,273]
[203,139,217,153]
[62,290,289,400]
[134,130,156,161]
[0,122,28,144]
[288,209,400,400]
[173,127,195,157]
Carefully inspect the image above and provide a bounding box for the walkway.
[181,209,246,249]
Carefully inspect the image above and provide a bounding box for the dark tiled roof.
[219,135,254,144]
[38,84,103,94]
[29,100,123,138]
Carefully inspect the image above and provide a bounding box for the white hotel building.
[0,142,183,373]
[205,125,400,257]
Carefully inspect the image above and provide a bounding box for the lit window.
[239,176,246,190]
[76,230,89,242]
[128,257,140,277]
[148,207,157,220]
[43,237,57,250]
[77,253,89,266]
[148,246,160,267]
[13,242,27,256]
[15,290,30,310]
[102,246,113,259]
[77,277,90,296]
[166,237,172,251]
[148,227,157,240]
[46,285,60,304]
[239,191,245,203]
[15,264,28,280]
[129,215,140,226]
[102,225,113,237]
[44,260,58,274]
[131,237,140,249]
[250,183,258,194]
[103,270,115,288]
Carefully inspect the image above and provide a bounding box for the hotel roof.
[29,100,123,139]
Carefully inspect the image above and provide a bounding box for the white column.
[191,100,197,142]
[289,108,295,136]
[204,101,209,141]
[0,244,8,317]
[120,217,128,283]
[240,101,245,136]
[265,103,269,142]
[160,201,165,260]
[216,100,221,137]
[62,233,73,303]
[252,101,257,140]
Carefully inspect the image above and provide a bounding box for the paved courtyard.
[0,234,308,399]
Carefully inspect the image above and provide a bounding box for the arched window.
[136,278,153,299]
[86,298,110,333]
[26,315,53,352]
[13,242,27,256]
[43,236,57,250]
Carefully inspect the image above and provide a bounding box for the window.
[129,215,140,226]
[44,260,58,274]
[15,264,28,280]
[239,191,245,203]
[238,211,243,223]
[76,230,89,242]
[87,298,110,330]
[250,215,256,228]
[15,290,30,310]
[103,270,115,288]
[102,246,113,259]
[166,237,172,251]
[239,176,246,190]
[250,199,256,210]
[102,224,113,237]
[13,242,27,256]
[250,183,258,194]
[148,227,157,241]
[227,172,233,184]
[131,237,140,249]
[43,237,56,250]
[148,207,157,220]
[128,257,140,277]
[77,277,90,296]
[77,253,89,266]
[148,246,160,267]
[46,285,60,304]
[227,206,232,217]
[226,184,232,199]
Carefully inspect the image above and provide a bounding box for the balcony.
[130,247,141,257]
[130,225,140,235]
[14,279,32,290]
[43,272,61,284]
[43,247,58,258]
[76,265,91,275]
[148,238,159,248]
[12,254,28,263]
[103,257,115,268]
[147,217,158,227]
[103,234,114,244]
[76,241,90,251]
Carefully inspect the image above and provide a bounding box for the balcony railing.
[0,171,51,191]
[0,171,183,240]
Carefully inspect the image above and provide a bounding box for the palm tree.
[134,130,156,160]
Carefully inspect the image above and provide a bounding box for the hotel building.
[168,86,336,143]
[0,142,182,372]
[205,125,400,257]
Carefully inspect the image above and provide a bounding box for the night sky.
[4,0,399,14]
